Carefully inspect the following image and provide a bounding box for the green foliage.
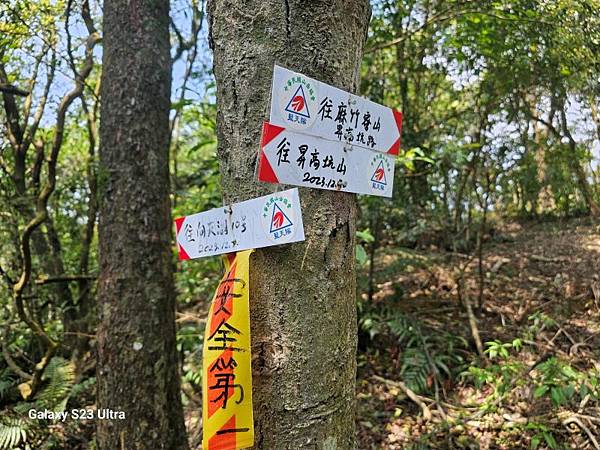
[69,376,96,401]
[36,357,75,411]
[0,416,28,450]
[533,358,598,407]
[1,0,212,447]
[396,147,435,172]
[462,357,525,399]
[173,100,223,304]
[1,0,600,448]
[360,0,600,255]
[355,229,375,267]
[361,308,467,394]
[463,341,599,419]
[484,338,523,360]
[0,370,16,402]
[171,96,224,405]
[406,440,432,450]
[0,357,76,449]
[177,324,203,387]
[528,422,559,450]
[526,312,558,338]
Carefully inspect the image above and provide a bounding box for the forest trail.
[357,217,600,449]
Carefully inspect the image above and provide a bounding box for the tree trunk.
[558,102,600,217]
[589,98,600,142]
[531,120,555,214]
[208,1,371,448]
[96,0,189,448]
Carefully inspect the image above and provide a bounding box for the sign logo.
[269,203,293,233]
[262,194,297,242]
[369,154,391,193]
[371,160,387,185]
[285,85,310,118]
[278,74,318,129]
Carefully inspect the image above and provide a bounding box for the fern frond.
[36,357,76,411]
[0,369,16,401]
[0,417,27,450]
[0,380,15,401]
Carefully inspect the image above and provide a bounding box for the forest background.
[1,0,600,448]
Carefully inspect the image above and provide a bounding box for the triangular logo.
[371,160,387,185]
[270,202,293,233]
[284,85,311,118]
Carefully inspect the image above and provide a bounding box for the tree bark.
[531,111,555,214]
[208,1,371,448]
[96,0,188,448]
[558,101,600,217]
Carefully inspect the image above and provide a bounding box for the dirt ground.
[356,217,600,449]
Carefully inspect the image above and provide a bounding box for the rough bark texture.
[208,1,371,448]
[96,0,189,448]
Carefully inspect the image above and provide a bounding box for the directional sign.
[258,122,395,198]
[269,65,403,155]
[174,188,305,260]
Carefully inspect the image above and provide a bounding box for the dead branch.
[372,375,433,421]
[571,413,600,426]
[1,335,32,380]
[175,312,206,324]
[0,83,29,97]
[490,257,510,273]
[464,292,485,358]
[563,415,600,450]
[0,63,24,151]
[21,47,56,155]
[35,274,97,285]
[530,254,569,263]
[592,283,600,311]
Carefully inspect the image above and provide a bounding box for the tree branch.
[0,63,24,151]
[0,83,29,97]
[171,17,189,63]
[372,375,433,421]
[22,43,49,131]
[22,53,56,161]
[1,337,32,381]
[78,80,100,278]
[366,7,554,54]
[35,274,97,285]
[11,0,101,395]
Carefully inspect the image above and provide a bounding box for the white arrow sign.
[174,188,305,260]
[258,122,395,198]
[269,65,403,155]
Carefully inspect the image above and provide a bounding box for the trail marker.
[269,65,403,155]
[174,188,305,260]
[258,122,395,197]
[202,250,254,450]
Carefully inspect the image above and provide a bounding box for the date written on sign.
[258,122,396,198]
